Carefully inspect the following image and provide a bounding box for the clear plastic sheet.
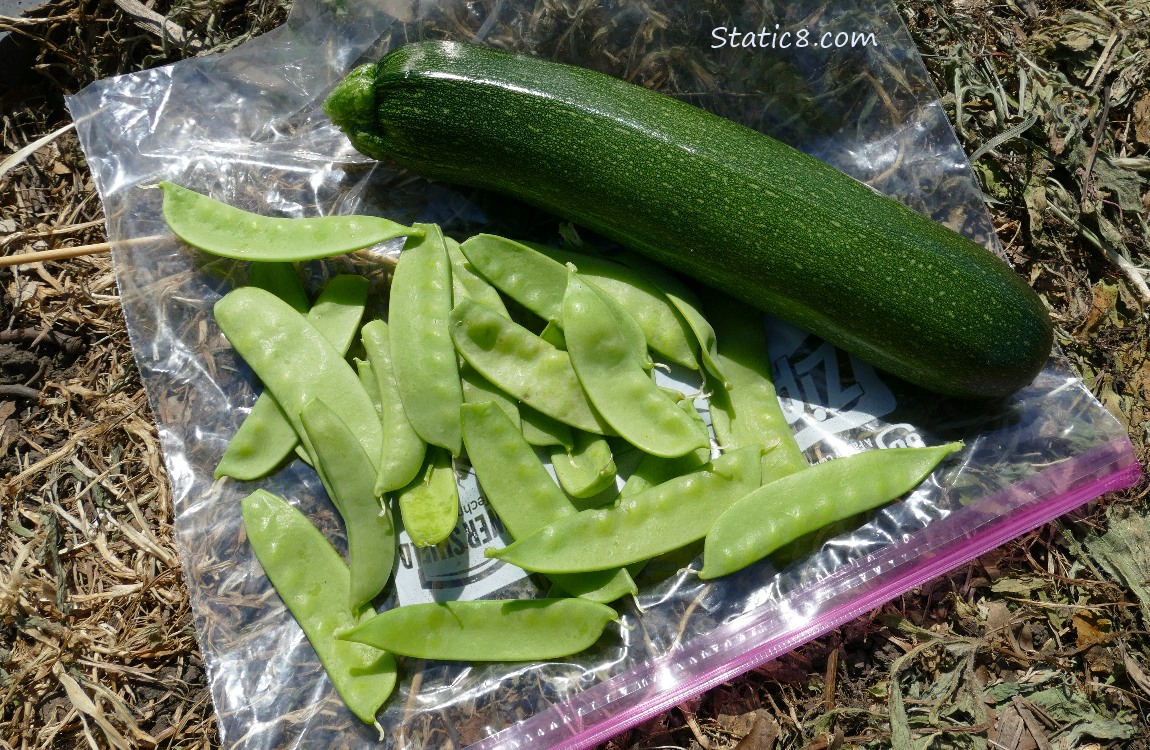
[66,0,1142,747]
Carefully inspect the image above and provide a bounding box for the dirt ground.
[1,0,1148,748]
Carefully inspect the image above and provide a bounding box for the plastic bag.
[66,0,1142,746]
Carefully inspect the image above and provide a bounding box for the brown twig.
[0,327,85,356]
[0,219,106,249]
[112,0,203,52]
[1080,85,1112,213]
[0,384,40,400]
[683,710,713,750]
[1,241,114,267]
[0,234,167,268]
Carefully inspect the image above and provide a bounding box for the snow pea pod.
[550,431,617,499]
[460,363,521,432]
[520,405,575,450]
[446,235,509,316]
[215,263,307,480]
[357,358,380,409]
[158,182,418,262]
[214,285,381,467]
[526,242,699,369]
[618,394,712,498]
[488,446,763,573]
[396,446,459,547]
[301,399,397,611]
[361,320,428,494]
[461,401,636,602]
[241,489,396,724]
[338,598,618,661]
[620,252,728,386]
[699,442,964,579]
[705,295,808,483]
[562,268,707,458]
[537,320,566,350]
[449,297,612,435]
[462,402,575,535]
[459,234,565,321]
[215,274,370,480]
[389,224,464,456]
[289,275,370,356]
[247,261,309,313]
[460,235,652,365]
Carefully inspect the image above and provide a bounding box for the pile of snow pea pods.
[160,182,964,723]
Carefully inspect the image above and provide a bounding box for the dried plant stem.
[113,0,203,51]
[0,384,40,400]
[0,235,167,267]
[0,219,106,249]
[0,123,74,181]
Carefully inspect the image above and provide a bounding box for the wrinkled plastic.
[66,0,1142,747]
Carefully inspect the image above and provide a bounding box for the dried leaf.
[1024,179,1047,239]
[731,713,781,750]
[1071,609,1111,647]
[1092,157,1147,213]
[1089,507,1150,624]
[53,663,132,750]
[1122,648,1150,699]
[889,680,914,750]
[1065,718,1138,745]
[1079,280,1119,335]
[990,577,1050,596]
[1133,93,1150,147]
[1060,29,1097,52]
[991,704,1031,750]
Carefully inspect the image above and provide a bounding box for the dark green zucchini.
[324,40,1052,399]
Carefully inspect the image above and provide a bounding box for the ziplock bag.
[67,0,1143,747]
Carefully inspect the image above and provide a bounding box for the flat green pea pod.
[520,404,574,450]
[356,358,380,412]
[214,286,382,468]
[248,261,309,313]
[159,182,419,262]
[338,598,618,661]
[449,297,613,435]
[396,446,459,547]
[488,446,763,574]
[550,431,616,499]
[537,320,566,350]
[301,399,397,611]
[460,235,652,366]
[215,274,371,480]
[214,262,307,479]
[459,234,566,321]
[390,224,464,456]
[705,295,808,483]
[526,242,699,369]
[618,394,713,499]
[700,442,964,580]
[461,401,636,602]
[446,236,509,316]
[241,489,396,724]
[460,363,521,432]
[620,252,728,387]
[361,320,428,494]
[562,268,707,458]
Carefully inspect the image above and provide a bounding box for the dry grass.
[1,0,1147,748]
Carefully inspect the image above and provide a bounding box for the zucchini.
[324,41,1052,399]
